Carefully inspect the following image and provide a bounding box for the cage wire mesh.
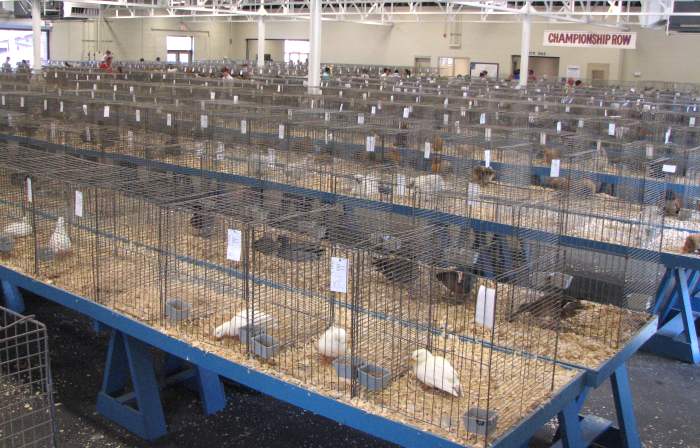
[0,306,57,448]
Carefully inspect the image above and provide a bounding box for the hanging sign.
[544,30,636,49]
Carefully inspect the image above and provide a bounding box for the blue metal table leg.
[1,279,25,313]
[675,268,700,364]
[162,353,226,415]
[610,365,642,448]
[557,399,585,448]
[196,366,226,415]
[96,330,167,441]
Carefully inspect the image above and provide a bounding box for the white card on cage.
[476,285,496,328]
[330,257,349,293]
[226,229,242,261]
[550,159,561,178]
[75,191,84,217]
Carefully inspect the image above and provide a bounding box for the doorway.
[438,57,470,77]
[587,63,610,84]
[511,55,560,80]
[414,56,431,75]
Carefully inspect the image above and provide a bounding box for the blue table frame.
[0,264,653,448]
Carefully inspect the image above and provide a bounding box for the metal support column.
[257,16,265,74]
[31,0,42,73]
[307,0,322,95]
[519,10,531,88]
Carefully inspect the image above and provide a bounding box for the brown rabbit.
[682,234,700,254]
[472,166,496,186]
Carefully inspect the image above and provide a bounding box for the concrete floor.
[9,294,700,448]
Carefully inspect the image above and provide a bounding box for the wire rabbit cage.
[0,306,57,448]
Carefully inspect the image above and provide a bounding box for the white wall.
[48,17,700,82]
[620,27,700,83]
[231,20,624,80]
[50,18,235,61]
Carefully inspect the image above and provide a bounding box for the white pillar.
[31,0,42,73]
[519,14,531,88]
[307,0,321,94]
[257,16,265,73]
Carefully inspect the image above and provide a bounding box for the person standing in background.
[2,57,11,72]
[99,50,113,73]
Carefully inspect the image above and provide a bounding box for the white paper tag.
[113,85,117,92]
[103,105,110,118]
[127,130,134,148]
[241,119,247,134]
[540,132,547,145]
[210,91,215,100]
[403,107,409,118]
[424,142,431,159]
[135,109,141,122]
[646,144,654,158]
[550,159,561,178]
[330,257,349,293]
[26,177,32,203]
[484,150,491,168]
[324,112,330,122]
[1,95,5,106]
[665,128,671,144]
[662,164,677,174]
[233,95,239,105]
[75,191,84,217]
[201,115,208,129]
[278,124,285,139]
[468,182,480,207]
[216,142,225,161]
[130,86,134,94]
[226,229,242,261]
[565,105,570,113]
[578,119,584,128]
[397,174,406,196]
[82,104,88,115]
[690,117,696,127]
[485,127,492,141]
[357,114,365,125]
[608,123,616,136]
[93,83,97,90]
[366,135,376,152]
[556,121,562,133]
[476,285,496,328]
[43,99,47,111]
[480,113,486,125]
[166,113,172,127]
[371,106,376,115]
[60,101,64,113]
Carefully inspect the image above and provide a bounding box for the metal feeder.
[463,407,498,436]
[357,363,391,391]
[0,235,14,254]
[251,334,281,359]
[164,298,191,324]
[238,323,268,343]
[332,355,365,380]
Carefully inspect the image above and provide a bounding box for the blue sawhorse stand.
[96,328,227,440]
[1,278,25,313]
[644,267,700,364]
[551,365,641,448]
